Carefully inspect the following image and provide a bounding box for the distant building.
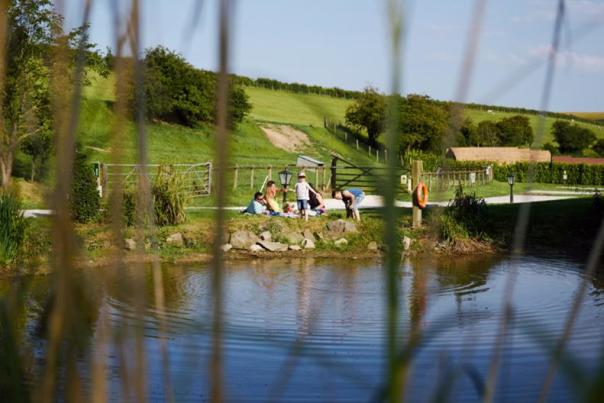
[445,147,551,164]
[552,156,604,166]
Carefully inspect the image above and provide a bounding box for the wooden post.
[100,163,108,199]
[356,139,359,150]
[345,132,348,142]
[384,149,388,162]
[233,164,239,190]
[376,149,379,163]
[412,160,423,228]
[315,169,319,188]
[330,156,338,191]
[322,167,327,191]
[369,145,371,156]
[250,167,255,189]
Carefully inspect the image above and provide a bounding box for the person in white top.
[294,172,317,221]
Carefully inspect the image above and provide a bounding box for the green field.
[245,86,351,126]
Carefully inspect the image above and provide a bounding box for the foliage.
[0,191,27,267]
[553,120,596,154]
[543,142,559,155]
[71,150,100,223]
[0,0,104,187]
[152,165,189,226]
[141,46,250,128]
[399,94,448,153]
[492,161,604,185]
[456,115,533,147]
[593,139,604,156]
[473,120,501,146]
[123,191,136,227]
[242,76,360,99]
[497,115,533,146]
[433,185,488,242]
[344,86,387,146]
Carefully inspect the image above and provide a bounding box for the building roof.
[552,156,604,165]
[446,147,551,164]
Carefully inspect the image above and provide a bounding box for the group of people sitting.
[244,171,365,221]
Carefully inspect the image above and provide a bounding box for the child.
[294,172,316,221]
[332,188,364,221]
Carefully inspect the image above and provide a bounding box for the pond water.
[2,255,604,402]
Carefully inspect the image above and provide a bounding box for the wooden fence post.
[376,149,379,163]
[384,149,388,163]
[369,145,371,156]
[233,164,239,190]
[331,156,338,190]
[412,160,423,228]
[356,139,359,150]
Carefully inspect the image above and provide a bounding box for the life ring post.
[411,160,424,228]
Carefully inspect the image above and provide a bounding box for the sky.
[63,0,604,112]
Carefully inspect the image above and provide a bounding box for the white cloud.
[531,44,604,73]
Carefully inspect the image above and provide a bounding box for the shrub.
[447,185,489,238]
[0,192,27,267]
[142,46,250,128]
[433,185,488,243]
[123,191,136,227]
[152,165,189,226]
[71,150,100,223]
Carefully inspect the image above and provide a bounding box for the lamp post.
[507,173,515,204]
[278,168,293,204]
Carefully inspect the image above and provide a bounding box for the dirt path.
[260,124,310,152]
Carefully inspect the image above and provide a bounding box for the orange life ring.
[413,182,429,209]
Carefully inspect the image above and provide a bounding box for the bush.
[71,150,100,223]
[433,185,488,243]
[0,192,27,267]
[553,120,596,154]
[492,161,604,186]
[142,46,250,128]
[152,165,189,226]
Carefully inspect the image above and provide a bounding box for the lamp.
[278,168,293,203]
[507,173,515,204]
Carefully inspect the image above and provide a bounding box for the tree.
[399,94,448,153]
[344,86,386,147]
[542,142,559,155]
[0,0,102,187]
[471,121,501,146]
[552,120,596,154]
[71,149,100,223]
[141,46,250,128]
[592,139,604,156]
[497,115,533,146]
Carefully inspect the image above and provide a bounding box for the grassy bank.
[4,197,601,274]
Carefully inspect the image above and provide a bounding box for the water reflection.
[1,256,603,402]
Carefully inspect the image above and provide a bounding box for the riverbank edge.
[3,214,504,275]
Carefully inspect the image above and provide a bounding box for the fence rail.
[99,162,212,198]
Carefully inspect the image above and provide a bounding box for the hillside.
[80,72,604,164]
[245,86,604,147]
[78,74,373,167]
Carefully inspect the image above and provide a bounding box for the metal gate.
[97,162,212,199]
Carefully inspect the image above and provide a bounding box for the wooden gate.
[330,154,408,194]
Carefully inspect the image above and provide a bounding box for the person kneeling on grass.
[244,192,267,215]
[295,172,317,221]
[332,188,364,222]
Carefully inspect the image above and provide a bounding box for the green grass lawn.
[245,86,352,126]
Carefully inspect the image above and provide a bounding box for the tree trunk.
[30,159,37,182]
[0,152,12,187]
